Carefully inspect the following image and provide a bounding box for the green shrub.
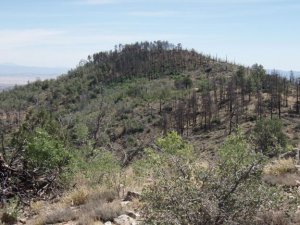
[124,119,144,134]
[254,118,287,156]
[141,131,275,225]
[25,128,72,170]
[133,131,195,178]
[75,148,121,186]
[73,123,89,143]
[174,76,193,89]
[156,131,194,158]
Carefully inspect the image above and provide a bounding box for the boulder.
[113,215,137,225]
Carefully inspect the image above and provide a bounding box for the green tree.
[251,64,266,92]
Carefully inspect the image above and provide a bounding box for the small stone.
[289,195,295,199]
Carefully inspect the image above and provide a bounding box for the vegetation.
[141,131,272,224]
[254,118,288,156]
[1,41,300,224]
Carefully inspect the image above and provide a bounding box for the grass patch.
[63,187,89,206]
[263,158,297,176]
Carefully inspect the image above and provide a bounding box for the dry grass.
[41,200,123,224]
[81,200,123,222]
[256,210,290,225]
[88,188,118,203]
[263,158,297,176]
[30,201,46,215]
[63,186,90,206]
[45,208,78,224]
[263,158,300,186]
[293,210,300,224]
[263,173,300,186]
[76,214,96,225]
[29,186,123,225]
[31,216,46,225]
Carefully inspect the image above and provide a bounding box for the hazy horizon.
[0,63,69,86]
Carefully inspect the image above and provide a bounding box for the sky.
[0,0,300,70]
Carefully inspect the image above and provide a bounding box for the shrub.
[141,131,272,224]
[126,85,143,97]
[73,123,89,144]
[133,131,194,178]
[174,76,193,89]
[75,148,121,186]
[124,119,144,134]
[254,118,287,156]
[25,128,72,171]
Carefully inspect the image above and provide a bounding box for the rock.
[104,222,113,225]
[121,201,131,207]
[125,210,139,219]
[114,215,137,225]
[18,218,26,224]
[123,191,140,201]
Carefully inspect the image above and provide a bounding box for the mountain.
[0,63,69,85]
[1,41,300,224]
[0,63,69,76]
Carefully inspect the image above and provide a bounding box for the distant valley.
[0,63,69,89]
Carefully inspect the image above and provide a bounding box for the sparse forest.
[1,41,300,224]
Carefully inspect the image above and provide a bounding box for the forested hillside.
[1,41,300,224]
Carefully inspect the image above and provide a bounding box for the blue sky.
[0,0,299,70]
